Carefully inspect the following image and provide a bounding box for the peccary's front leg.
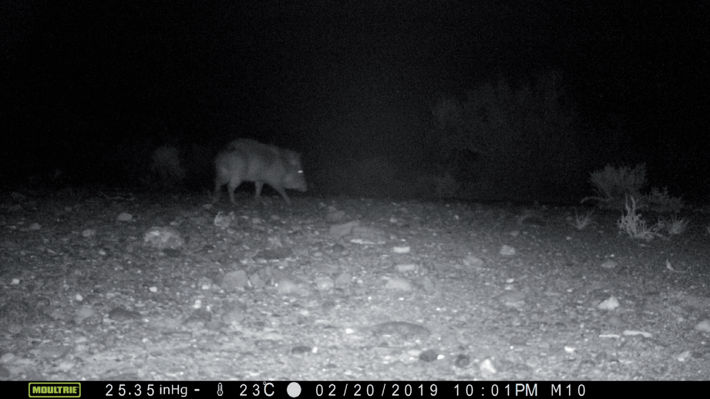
[271,185,291,205]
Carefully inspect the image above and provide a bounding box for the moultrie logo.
[28,382,81,398]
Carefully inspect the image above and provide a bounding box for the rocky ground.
[1,189,709,380]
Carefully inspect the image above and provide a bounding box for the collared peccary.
[213,138,307,205]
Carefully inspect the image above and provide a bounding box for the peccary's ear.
[286,151,301,166]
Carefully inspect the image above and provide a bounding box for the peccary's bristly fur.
[214,139,307,205]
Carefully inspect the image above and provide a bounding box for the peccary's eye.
[298,170,304,174]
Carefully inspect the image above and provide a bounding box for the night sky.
[3,1,709,201]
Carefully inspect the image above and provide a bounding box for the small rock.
[267,235,283,248]
[275,278,311,296]
[36,344,71,360]
[462,255,484,268]
[10,192,26,202]
[221,303,247,325]
[351,225,387,244]
[162,248,182,257]
[329,221,360,239]
[606,314,624,327]
[291,345,313,354]
[479,358,497,375]
[395,264,417,273]
[108,307,141,322]
[249,273,266,289]
[314,276,334,291]
[597,296,620,310]
[622,330,652,338]
[519,212,546,226]
[213,211,234,229]
[103,372,140,380]
[184,309,212,325]
[56,360,75,372]
[143,226,184,250]
[116,212,133,222]
[350,238,376,245]
[371,321,431,340]
[334,272,352,288]
[600,260,617,269]
[419,349,438,362]
[220,270,250,291]
[676,350,692,362]
[198,277,213,290]
[496,291,526,309]
[499,245,516,256]
[254,247,293,260]
[326,208,347,224]
[393,246,410,254]
[694,319,710,333]
[330,243,346,253]
[420,276,435,292]
[383,277,412,291]
[454,354,471,368]
[74,305,97,324]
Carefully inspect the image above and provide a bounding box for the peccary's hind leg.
[213,179,223,203]
[227,179,242,205]
[254,182,264,201]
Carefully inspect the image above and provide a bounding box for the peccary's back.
[219,139,306,190]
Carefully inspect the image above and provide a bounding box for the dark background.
[2,1,708,202]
